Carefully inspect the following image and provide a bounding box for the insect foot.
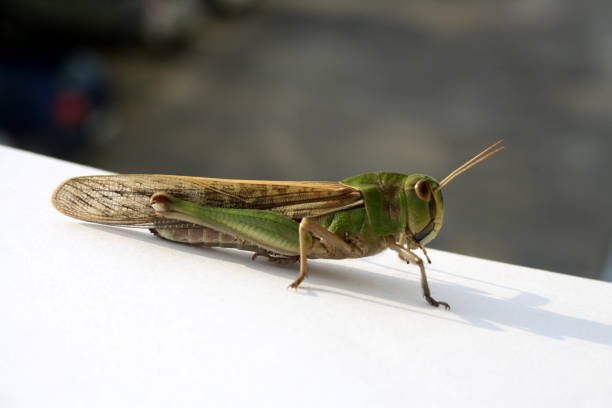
[288,275,306,290]
[425,296,451,310]
[252,251,299,265]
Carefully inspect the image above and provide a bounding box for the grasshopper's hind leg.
[151,191,303,258]
[152,192,310,288]
[388,238,450,310]
[150,193,359,291]
[289,217,362,289]
[289,218,323,289]
[288,217,312,289]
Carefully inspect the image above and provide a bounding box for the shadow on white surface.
[368,259,612,346]
[83,223,612,347]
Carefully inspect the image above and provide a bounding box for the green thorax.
[341,172,408,235]
[318,207,387,256]
[341,172,444,246]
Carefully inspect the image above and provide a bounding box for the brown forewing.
[52,174,363,227]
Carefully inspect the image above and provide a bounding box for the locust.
[52,140,504,309]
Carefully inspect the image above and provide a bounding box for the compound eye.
[415,179,431,202]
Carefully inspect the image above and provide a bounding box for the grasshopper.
[52,140,503,309]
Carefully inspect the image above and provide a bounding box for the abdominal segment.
[150,226,261,253]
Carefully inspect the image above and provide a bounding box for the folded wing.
[52,174,363,228]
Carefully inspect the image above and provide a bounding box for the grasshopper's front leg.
[388,237,450,310]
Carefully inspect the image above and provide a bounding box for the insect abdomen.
[150,226,261,252]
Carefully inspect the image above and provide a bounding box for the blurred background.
[1,0,611,280]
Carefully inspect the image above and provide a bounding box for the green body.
[156,172,445,258]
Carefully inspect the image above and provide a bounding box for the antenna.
[437,140,505,190]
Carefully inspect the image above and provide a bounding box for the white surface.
[1,144,611,407]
